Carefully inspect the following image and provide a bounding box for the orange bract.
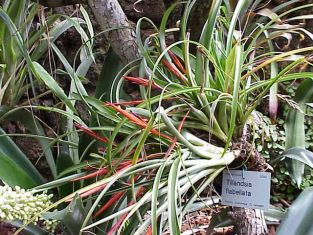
[75,123,109,143]
[124,76,161,90]
[161,59,187,85]
[106,102,173,141]
[168,50,186,74]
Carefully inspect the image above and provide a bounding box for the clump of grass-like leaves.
[15,0,313,234]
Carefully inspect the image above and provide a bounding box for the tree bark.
[88,0,140,65]
[229,208,268,235]
[227,142,270,235]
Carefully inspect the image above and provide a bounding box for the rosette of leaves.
[16,0,313,234]
[0,0,95,181]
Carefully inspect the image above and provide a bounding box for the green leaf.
[0,151,40,188]
[194,0,223,85]
[0,128,44,188]
[224,44,243,152]
[34,172,86,191]
[281,147,313,169]
[168,157,181,235]
[0,107,57,178]
[62,194,91,235]
[95,47,123,101]
[285,78,313,186]
[225,0,250,55]
[56,149,78,198]
[4,0,27,27]
[264,206,286,221]
[31,16,82,61]
[32,62,76,112]
[42,208,67,221]
[277,187,313,235]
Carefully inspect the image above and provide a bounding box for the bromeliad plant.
[0,0,94,182]
[16,0,313,234]
[0,1,96,233]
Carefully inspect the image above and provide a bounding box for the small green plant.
[0,0,54,107]
[0,0,94,177]
[0,1,95,233]
[254,107,313,203]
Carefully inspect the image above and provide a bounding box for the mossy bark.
[230,208,268,235]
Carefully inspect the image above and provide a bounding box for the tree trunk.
[227,142,271,235]
[229,208,268,235]
[88,0,140,65]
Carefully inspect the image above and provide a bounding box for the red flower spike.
[73,162,131,183]
[131,111,149,123]
[178,110,190,132]
[145,226,153,235]
[106,102,146,126]
[124,76,161,90]
[161,59,187,85]
[106,103,173,141]
[168,51,186,74]
[74,152,165,186]
[75,123,109,143]
[93,191,125,218]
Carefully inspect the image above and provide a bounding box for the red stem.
[168,50,186,74]
[106,103,173,141]
[161,59,187,85]
[75,123,109,143]
[124,76,161,90]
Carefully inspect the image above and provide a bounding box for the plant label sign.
[221,170,271,211]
